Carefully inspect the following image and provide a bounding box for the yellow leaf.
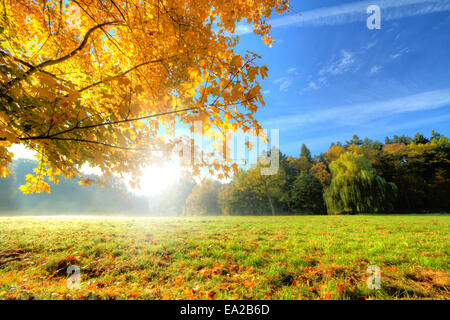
[0,167,9,178]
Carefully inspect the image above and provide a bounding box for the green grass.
[0,215,449,300]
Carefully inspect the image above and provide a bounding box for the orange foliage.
[0,0,289,193]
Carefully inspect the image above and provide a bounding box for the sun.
[132,161,183,197]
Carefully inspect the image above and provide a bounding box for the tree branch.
[33,21,121,71]
[19,107,198,141]
[0,50,74,86]
[18,137,144,151]
[78,54,179,93]
[4,21,121,88]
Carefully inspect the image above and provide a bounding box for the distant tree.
[325,152,397,214]
[323,145,346,164]
[0,159,150,215]
[247,160,286,215]
[376,136,450,212]
[347,144,362,154]
[284,156,300,184]
[362,137,382,151]
[346,134,363,147]
[0,166,17,211]
[291,174,325,214]
[158,173,196,216]
[431,130,441,140]
[300,144,312,162]
[221,170,265,215]
[280,154,299,211]
[414,132,429,145]
[391,134,413,145]
[294,156,313,176]
[223,154,287,215]
[309,162,331,189]
[186,179,221,216]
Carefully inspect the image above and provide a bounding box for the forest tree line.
[179,131,450,215]
[1,131,449,215]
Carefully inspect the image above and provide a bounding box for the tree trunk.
[268,194,275,216]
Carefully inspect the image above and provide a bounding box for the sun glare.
[132,161,183,197]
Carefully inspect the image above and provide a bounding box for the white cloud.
[301,77,327,93]
[306,81,320,90]
[236,0,450,34]
[366,41,377,49]
[320,50,356,76]
[274,77,293,92]
[308,50,356,90]
[263,88,450,128]
[390,48,409,59]
[262,90,271,95]
[370,65,381,74]
[286,67,298,75]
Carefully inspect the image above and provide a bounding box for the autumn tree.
[323,145,346,164]
[220,170,266,215]
[309,162,331,189]
[0,0,289,193]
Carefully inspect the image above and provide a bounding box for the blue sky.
[234,0,450,157]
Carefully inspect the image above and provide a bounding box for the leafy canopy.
[0,0,289,193]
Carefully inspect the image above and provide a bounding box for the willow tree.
[0,0,289,193]
[325,152,397,214]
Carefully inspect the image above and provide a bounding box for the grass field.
[0,215,449,300]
